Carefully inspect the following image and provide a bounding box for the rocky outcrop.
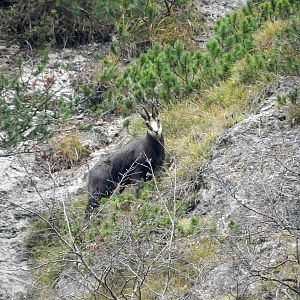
[197,0,246,46]
[0,40,20,76]
[0,116,127,300]
[190,76,300,298]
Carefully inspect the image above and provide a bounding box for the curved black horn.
[152,104,159,118]
[140,104,150,120]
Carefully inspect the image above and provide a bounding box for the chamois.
[85,105,165,216]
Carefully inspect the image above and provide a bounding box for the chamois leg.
[131,171,145,198]
[85,194,100,219]
[133,180,142,198]
[131,165,152,198]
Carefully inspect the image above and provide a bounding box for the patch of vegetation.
[0,0,111,47]
[123,0,299,173]
[162,97,247,172]
[27,179,218,298]
[91,0,299,114]
[93,0,202,56]
[277,88,300,125]
[47,132,91,172]
[27,210,70,288]
[0,0,202,51]
[0,56,73,149]
[78,123,93,131]
[228,219,240,232]
[177,216,203,236]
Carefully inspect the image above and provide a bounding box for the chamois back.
[85,105,165,216]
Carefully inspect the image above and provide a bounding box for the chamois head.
[139,105,162,139]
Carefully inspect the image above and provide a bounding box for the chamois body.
[86,106,165,215]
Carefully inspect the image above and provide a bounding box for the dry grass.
[254,20,287,52]
[50,132,91,171]
[129,77,254,177]
[149,6,203,47]
[141,236,218,298]
[160,87,248,175]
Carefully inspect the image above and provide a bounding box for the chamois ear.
[139,105,150,121]
[152,104,159,119]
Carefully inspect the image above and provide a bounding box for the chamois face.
[146,116,162,138]
[140,105,162,139]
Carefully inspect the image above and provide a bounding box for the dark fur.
[86,130,165,216]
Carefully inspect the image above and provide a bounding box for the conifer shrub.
[270,17,300,76]
[92,0,299,113]
[0,56,73,149]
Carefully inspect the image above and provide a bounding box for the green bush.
[91,0,299,113]
[0,0,107,47]
[0,57,72,149]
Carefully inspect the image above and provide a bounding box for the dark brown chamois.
[85,105,165,216]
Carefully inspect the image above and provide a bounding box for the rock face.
[197,0,246,46]
[0,154,36,299]
[0,40,20,76]
[0,37,122,299]
[0,152,89,299]
[0,117,127,300]
[190,77,300,298]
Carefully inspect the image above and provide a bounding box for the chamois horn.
[139,104,151,120]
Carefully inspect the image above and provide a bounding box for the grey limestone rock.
[190,76,300,299]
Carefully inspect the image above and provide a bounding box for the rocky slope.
[6,0,296,299]
[190,76,300,299]
[0,116,130,299]
[0,39,112,298]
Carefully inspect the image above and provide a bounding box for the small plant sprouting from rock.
[277,89,300,125]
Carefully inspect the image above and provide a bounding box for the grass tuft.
[49,132,91,171]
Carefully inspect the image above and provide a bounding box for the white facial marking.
[148,118,162,137]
